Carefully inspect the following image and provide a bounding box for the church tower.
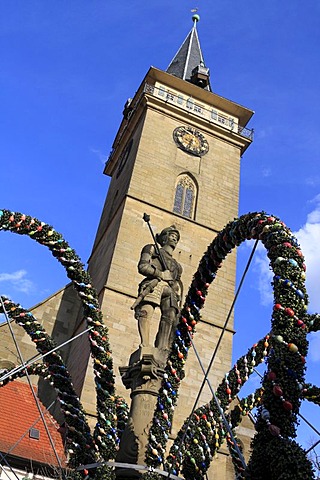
[65,14,254,478]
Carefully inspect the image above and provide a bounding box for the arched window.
[173,174,197,219]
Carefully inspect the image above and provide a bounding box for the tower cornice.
[104,67,254,175]
[151,67,254,126]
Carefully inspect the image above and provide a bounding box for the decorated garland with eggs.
[0,296,96,469]
[0,209,129,479]
[144,212,318,479]
[0,209,319,479]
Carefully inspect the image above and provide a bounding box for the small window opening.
[29,428,40,440]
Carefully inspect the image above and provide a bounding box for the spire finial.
[166,9,211,91]
[192,13,200,24]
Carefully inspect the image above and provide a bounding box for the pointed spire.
[166,14,211,91]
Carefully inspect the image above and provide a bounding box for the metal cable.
[1,400,56,460]
[0,238,259,478]
[188,332,247,469]
[77,460,183,478]
[0,401,56,480]
[165,239,259,477]
[0,297,66,479]
[190,238,259,410]
[306,439,320,456]
[0,325,93,383]
[0,452,21,480]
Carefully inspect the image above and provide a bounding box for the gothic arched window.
[173,174,197,219]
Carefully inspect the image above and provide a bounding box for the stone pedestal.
[116,347,167,478]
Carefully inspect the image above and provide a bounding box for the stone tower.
[0,15,255,479]
[62,14,254,478]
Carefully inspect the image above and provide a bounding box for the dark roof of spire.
[166,17,211,91]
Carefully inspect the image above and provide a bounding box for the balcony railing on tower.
[144,83,254,140]
[106,82,253,168]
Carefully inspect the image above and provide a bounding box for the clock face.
[173,126,209,156]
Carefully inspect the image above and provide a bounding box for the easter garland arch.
[0,209,129,479]
[0,209,319,479]
[143,211,318,479]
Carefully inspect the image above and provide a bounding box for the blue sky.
[1,0,320,466]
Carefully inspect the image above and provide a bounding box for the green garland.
[166,335,269,479]
[144,212,317,479]
[0,209,129,479]
[0,296,95,468]
[302,384,320,406]
[304,313,320,333]
[0,209,319,480]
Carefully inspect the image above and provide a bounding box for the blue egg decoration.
[289,259,298,267]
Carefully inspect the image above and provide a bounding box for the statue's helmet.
[156,225,180,246]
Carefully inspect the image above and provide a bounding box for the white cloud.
[305,210,320,224]
[295,201,320,313]
[90,147,107,165]
[309,332,320,362]
[305,176,320,187]
[247,196,320,362]
[256,126,274,140]
[0,269,35,295]
[253,251,273,307]
[262,168,271,178]
[238,240,273,306]
[251,196,320,312]
[294,198,320,363]
[0,270,26,282]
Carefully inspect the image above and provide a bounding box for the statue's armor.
[137,244,182,310]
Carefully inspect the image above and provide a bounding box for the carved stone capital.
[119,348,167,392]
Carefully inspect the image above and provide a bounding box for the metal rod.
[143,212,168,270]
[77,460,184,479]
[0,452,21,480]
[188,332,247,469]
[1,400,56,460]
[0,325,93,383]
[0,297,66,478]
[166,239,259,476]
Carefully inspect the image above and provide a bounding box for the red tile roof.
[0,381,66,467]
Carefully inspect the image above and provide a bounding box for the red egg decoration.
[273,385,283,397]
[268,424,281,437]
[283,401,293,411]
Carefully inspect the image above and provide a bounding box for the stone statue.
[132,225,183,350]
